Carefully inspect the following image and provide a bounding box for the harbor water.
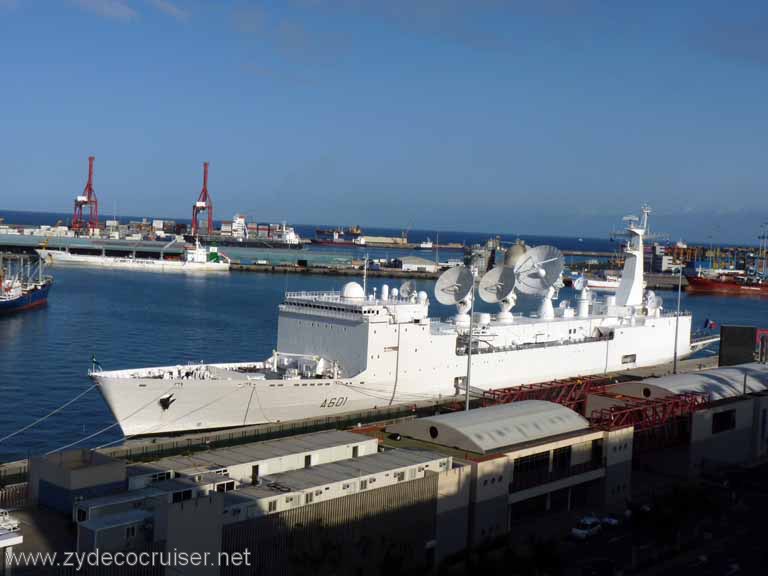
[1,245,767,462]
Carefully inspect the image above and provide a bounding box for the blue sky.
[1,1,768,243]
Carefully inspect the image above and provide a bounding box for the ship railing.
[285,290,342,301]
[659,310,692,318]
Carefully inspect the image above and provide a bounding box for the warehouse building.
[69,431,379,551]
[219,449,462,575]
[398,256,439,274]
[387,400,634,545]
[126,430,377,490]
[221,449,451,519]
[587,362,768,477]
[73,447,469,576]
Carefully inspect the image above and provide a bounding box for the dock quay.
[562,272,689,291]
[0,355,718,489]
[0,234,185,258]
[231,262,441,279]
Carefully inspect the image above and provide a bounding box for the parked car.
[601,515,620,527]
[572,516,602,540]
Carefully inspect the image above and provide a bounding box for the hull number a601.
[320,397,348,408]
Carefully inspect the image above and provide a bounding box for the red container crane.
[72,156,99,235]
[192,162,213,236]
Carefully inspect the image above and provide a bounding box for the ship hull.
[310,239,364,247]
[37,250,229,273]
[185,235,303,250]
[94,315,693,437]
[0,281,52,314]
[686,275,768,296]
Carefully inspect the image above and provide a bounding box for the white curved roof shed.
[606,363,768,402]
[388,400,590,454]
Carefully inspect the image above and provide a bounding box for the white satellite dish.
[400,280,416,300]
[478,266,516,304]
[573,276,587,291]
[434,266,473,305]
[513,245,564,295]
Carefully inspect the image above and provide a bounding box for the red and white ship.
[686,273,768,296]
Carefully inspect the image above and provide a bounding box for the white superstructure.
[92,207,707,437]
[37,241,229,273]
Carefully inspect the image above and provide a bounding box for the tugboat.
[0,254,53,314]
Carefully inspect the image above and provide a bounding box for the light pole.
[673,264,683,374]
[465,267,478,412]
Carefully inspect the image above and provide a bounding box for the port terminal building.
[22,403,633,575]
[11,361,768,575]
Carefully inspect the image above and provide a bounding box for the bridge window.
[621,354,636,364]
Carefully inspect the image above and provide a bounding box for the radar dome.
[341,282,365,300]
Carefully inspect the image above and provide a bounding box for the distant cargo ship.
[190,217,302,250]
[312,227,367,247]
[191,235,303,250]
[686,274,768,296]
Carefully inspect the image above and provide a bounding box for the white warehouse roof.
[401,256,437,266]
[636,362,768,401]
[388,401,590,454]
[127,430,372,477]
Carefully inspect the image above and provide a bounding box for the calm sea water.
[2,262,768,462]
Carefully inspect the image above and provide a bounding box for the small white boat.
[37,240,230,273]
[417,238,434,250]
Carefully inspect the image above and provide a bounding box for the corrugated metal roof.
[388,401,590,454]
[639,362,768,400]
[127,430,371,476]
[0,234,185,254]
[236,449,446,500]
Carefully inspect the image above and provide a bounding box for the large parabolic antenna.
[400,280,415,300]
[434,266,474,305]
[513,245,564,295]
[478,266,516,303]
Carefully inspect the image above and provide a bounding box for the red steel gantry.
[72,156,98,235]
[192,162,213,236]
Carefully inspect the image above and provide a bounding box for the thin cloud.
[0,0,18,9]
[148,0,188,22]
[72,0,138,22]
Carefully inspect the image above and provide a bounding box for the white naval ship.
[92,207,714,437]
